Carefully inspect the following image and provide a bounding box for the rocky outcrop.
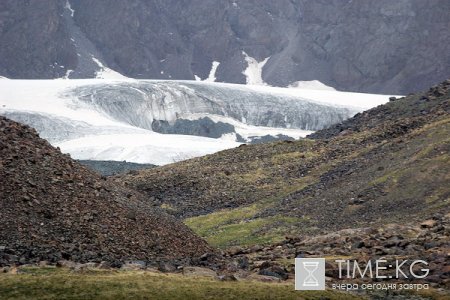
[309,79,450,139]
[225,216,450,288]
[0,116,212,266]
[1,1,449,94]
[0,0,77,79]
[152,118,236,139]
[69,0,450,94]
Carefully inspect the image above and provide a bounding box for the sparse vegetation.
[186,210,302,248]
[0,267,361,300]
[120,81,450,247]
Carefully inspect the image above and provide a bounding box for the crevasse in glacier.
[0,79,392,164]
[68,81,357,132]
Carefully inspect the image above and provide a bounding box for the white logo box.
[295,258,326,290]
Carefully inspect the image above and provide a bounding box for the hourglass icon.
[302,261,319,286]
[295,258,325,290]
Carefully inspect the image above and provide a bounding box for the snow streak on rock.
[242,52,270,85]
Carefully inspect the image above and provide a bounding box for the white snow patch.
[173,79,394,110]
[240,83,398,110]
[0,80,128,126]
[194,75,201,81]
[56,133,239,165]
[91,57,128,80]
[220,132,238,141]
[204,61,220,82]
[65,0,75,17]
[242,51,270,85]
[288,80,336,91]
[62,70,73,79]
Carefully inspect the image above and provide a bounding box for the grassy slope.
[119,82,450,249]
[0,267,360,300]
[186,117,450,248]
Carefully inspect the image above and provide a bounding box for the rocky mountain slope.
[0,0,77,79]
[118,79,450,248]
[0,116,212,266]
[1,1,449,94]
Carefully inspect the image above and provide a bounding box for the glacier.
[0,79,394,165]
[68,80,357,131]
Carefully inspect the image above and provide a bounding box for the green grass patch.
[184,173,321,249]
[271,151,319,165]
[369,171,399,186]
[186,212,304,248]
[0,268,361,300]
[185,202,268,230]
[229,167,267,183]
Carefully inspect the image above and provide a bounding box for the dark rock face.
[1,0,449,94]
[70,0,450,94]
[0,116,212,266]
[152,118,236,139]
[151,118,296,143]
[246,134,295,144]
[0,0,77,79]
[263,0,450,94]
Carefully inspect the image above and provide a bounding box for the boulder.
[183,267,217,278]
